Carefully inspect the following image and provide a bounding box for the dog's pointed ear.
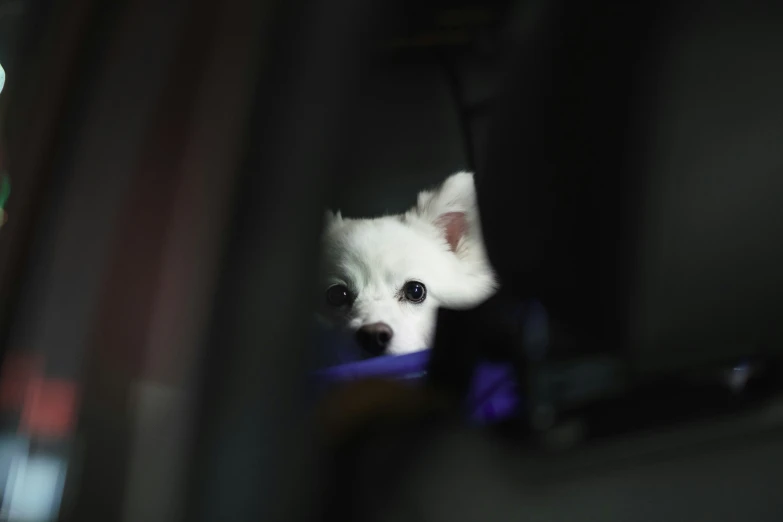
[324,209,343,228]
[412,172,478,252]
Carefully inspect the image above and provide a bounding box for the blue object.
[314,350,521,424]
[312,299,551,423]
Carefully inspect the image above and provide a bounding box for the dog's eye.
[326,284,352,306]
[402,281,426,303]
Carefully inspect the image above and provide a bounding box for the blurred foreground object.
[0,61,6,230]
[0,175,8,228]
[317,378,447,447]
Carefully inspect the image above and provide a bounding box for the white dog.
[319,172,497,357]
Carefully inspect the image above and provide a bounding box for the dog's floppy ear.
[412,171,478,252]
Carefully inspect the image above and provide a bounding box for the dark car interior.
[1,0,783,521]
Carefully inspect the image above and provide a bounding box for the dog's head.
[319,172,497,357]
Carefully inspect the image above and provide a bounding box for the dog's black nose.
[356,323,393,356]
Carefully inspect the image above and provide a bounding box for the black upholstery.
[331,59,470,217]
[477,0,783,374]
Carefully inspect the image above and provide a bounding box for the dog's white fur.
[319,172,497,355]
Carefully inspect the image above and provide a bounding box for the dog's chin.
[383,344,429,357]
[314,317,430,361]
[339,329,430,359]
